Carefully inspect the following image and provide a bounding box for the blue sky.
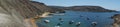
[33,0,120,11]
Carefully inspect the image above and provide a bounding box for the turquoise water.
[36,11,120,27]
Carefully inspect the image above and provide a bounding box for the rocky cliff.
[48,6,116,12]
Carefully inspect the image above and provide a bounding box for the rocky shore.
[111,14,120,27]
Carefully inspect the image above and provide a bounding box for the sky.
[33,0,120,11]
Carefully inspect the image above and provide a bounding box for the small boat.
[59,18,64,22]
[76,22,81,26]
[57,23,63,26]
[92,22,97,26]
[69,20,74,24]
[59,18,62,20]
[44,19,50,23]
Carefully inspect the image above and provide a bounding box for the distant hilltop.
[48,6,117,12]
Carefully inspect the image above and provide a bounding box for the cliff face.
[48,6,116,12]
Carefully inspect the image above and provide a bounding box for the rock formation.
[111,14,120,27]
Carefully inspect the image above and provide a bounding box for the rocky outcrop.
[48,6,116,12]
[111,14,120,27]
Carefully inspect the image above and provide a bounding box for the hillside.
[48,6,116,12]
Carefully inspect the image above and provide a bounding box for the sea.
[36,10,120,27]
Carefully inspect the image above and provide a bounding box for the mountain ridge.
[48,6,117,12]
